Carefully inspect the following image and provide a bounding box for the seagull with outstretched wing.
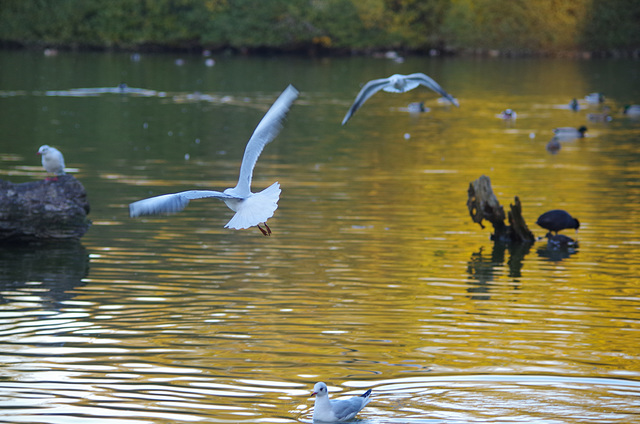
[129,84,299,236]
[342,73,459,125]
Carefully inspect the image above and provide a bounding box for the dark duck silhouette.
[536,209,580,236]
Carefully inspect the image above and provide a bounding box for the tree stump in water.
[467,175,534,243]
[0,175,91,242]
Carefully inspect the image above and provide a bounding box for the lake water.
[0,50,639,423]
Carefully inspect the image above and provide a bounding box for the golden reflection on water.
[1,52,640,423]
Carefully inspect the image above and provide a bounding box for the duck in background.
[623,105,640,116]
[587,106,612,122]
[497,108,517,120]
[553,125,588,139]
[569,98,580,111]
[407,101,429,114]
[546,137,562,154]
[585,92,605,104]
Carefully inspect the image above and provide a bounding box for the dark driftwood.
[467,175,534,243]
[0,175,91,241]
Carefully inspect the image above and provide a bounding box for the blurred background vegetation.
[0,0,638,55]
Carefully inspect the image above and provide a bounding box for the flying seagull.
[37,145,66,178]
[342,73,459,125]
[311,382,372,422]
[129,84,299,236]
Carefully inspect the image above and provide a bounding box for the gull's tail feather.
[224,182,281,230]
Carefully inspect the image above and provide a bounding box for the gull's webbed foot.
[257,222,272,236]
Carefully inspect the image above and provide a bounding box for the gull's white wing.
[233,85,299,197]
[129,190,234,217]
[51,148,66,174]
[330,391,371,421]
[341,77,393,125]
[407,73,459,107]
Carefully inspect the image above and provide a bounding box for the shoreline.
[3,41,640,60]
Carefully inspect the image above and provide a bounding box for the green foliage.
[384,0,451,48]
[0,0,637,53]
[442,0,590,52]
[580,0,640,50]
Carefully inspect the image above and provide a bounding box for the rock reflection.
[466,242,532,299]
[0,240,89,309]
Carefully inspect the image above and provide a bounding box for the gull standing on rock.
[341,73,459,125]
[311,382,372,422]
[37,145,66,179]
[129,84,299,236]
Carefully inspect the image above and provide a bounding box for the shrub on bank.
[0,0,638,55]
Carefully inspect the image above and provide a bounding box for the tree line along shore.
[1,0,638,57]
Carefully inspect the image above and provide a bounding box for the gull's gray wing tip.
[284,84,299,97]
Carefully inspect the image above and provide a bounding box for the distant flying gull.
[129,84,299,236]
[37,145,66,178]
[311,382,372,422]
[341,73,459,125]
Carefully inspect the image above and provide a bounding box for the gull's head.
[312,382,328,398]
[389,74,405,87]
[37,145,50,155]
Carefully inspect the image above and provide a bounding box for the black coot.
[536,210,580,235]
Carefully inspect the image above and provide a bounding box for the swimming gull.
[129,84,299,236]
[311,382,372,422]
[342,73,459,125]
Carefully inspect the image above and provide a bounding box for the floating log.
[467,175,534,243]
[0,175,91,242]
